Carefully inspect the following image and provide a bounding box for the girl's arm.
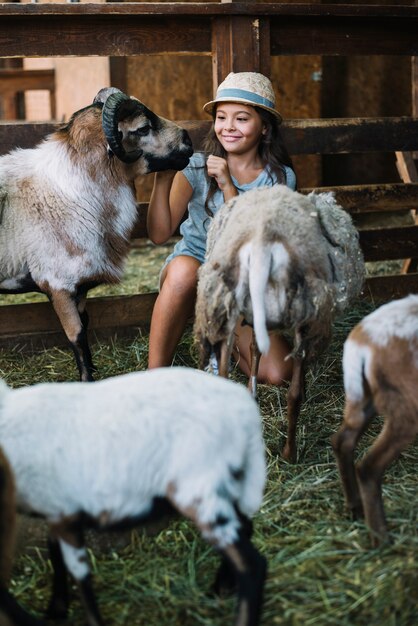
[147,170,193,245]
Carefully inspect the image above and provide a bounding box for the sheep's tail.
[342,336,370,403]
[248,241,289,355]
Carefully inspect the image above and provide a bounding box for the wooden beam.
[2,117,418,156]
[359,225,418,262]
[0,293,157,350]
[0,3,417,59]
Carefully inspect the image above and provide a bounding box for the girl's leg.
[148,255,201,368]
[232,323,293,386]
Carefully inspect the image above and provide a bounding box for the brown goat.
[332,295,418,547]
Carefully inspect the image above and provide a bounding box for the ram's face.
[118,105,193,174]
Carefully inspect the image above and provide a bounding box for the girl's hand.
[207,155,237,199]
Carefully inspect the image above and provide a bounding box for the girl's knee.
[162,256,200,295]
[258,356,293,387]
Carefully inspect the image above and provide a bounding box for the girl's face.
[214,103,265,155]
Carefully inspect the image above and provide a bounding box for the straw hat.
[203,72,282,122]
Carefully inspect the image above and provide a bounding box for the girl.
[147,71,296,385]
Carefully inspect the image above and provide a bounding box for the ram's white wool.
[0,368,265,554]
[59,543,90,581]
[361,294,418,347]
[0,140,137,291]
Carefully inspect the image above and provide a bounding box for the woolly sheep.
[332,295,418,546]
[0,447,43,626]
[0,87,193,381]
[0,368,266,626]
[194,185,364,461]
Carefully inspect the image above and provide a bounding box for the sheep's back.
[208,185,333,281]
[0,368,265,522]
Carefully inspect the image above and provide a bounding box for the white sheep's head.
[97,88,193,172]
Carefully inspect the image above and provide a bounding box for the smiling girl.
[147,72,296,384]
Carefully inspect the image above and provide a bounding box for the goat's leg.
[356,419,417,547]
[247,330,261,399]
[331,397,375,520]
[46,536,70,619]
[57,533,104,626]
[283,356,305,462]
[49,289,94,381]
[219,336,234,378]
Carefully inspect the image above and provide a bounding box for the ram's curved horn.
[101,91,144,163]
[93,87,122,105]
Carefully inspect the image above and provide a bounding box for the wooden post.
[211,0,270,94]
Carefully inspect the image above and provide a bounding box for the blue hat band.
[216,88,275,110]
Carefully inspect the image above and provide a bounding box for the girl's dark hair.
[203,105,295,215]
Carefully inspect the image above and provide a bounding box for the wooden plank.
[211,14,270,89]
[0,68,55,94]
[0,3,417,58]
[301,183,418,214]
[0,293,157,347]
[281,118,418,156]
[359,225,418,262]
[363,273,418,302]
[2,273,418,349]
[2,118,418,156]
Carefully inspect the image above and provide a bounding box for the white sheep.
[0,368,266,626]
[0,447,43,626]
[0,87,193,382]
[194,185,364,461]
[332,295,418,547]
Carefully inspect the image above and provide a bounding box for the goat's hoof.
[282,443,296,463]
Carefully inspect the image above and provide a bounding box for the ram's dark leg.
[48,289,94,381]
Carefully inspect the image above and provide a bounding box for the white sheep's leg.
[49,289,94,382]
[283,356,305,462]
[247,330,261,399]
[331,396,375,521]
[58,538,104,626]
[356,419,417,547]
